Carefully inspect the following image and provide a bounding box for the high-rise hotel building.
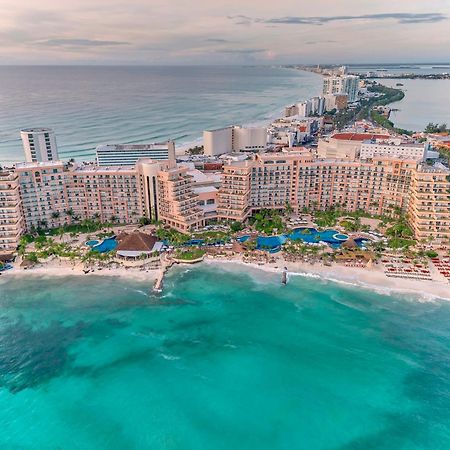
[20,128,59,163]
[1,149,449,254]
[0,169,25,253]
[218,151,450,244]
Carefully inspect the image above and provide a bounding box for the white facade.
[323,75,359,103]
[360,141,427,161]
[20,128,58,163]
[203,127,233,156]
[136,159,163,222]
[323,76,345,96]
[344,76,359,103]
[311,96,325,115]
[297,100,312,117]
[96,141,175,166]
[232,126,267,152]
[203,126,266,156]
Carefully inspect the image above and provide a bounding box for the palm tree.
[56,227,65,242]
[65,208,74,224]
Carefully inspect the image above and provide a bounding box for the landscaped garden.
[173,248,206,261]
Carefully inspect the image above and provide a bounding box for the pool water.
[237,228,369,251]
[257,235,287,249]
[91,237,118,253]
[289,228,349,247]
[86,240,99,247]
[185,239,204,246]
[240,228,371,251]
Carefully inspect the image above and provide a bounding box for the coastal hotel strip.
[1,128,449,256]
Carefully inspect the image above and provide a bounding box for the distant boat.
[396,83,404,86]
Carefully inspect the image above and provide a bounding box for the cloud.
[305,40,337,45]
[36,38,130,47]
[230,12,447,26]
[227,15,253,26]
[214,48,266,54]
[205,38,230,43]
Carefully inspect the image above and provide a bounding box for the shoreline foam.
[2,253,448,302]
[202,258,450,302]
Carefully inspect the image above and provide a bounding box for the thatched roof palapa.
[116,231,157,253]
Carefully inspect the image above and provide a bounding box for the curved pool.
[289,228,348,247]
[257,235,287,249]
[91,237,118,253]
[237,228,368,251]
[86,240,99,247]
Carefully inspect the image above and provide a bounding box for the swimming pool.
[237,228,368,251]
[257,235,287,249]
[185,239,205,246]
[86,240,99,247]
[289,228,349,247]
[91,237,118,253]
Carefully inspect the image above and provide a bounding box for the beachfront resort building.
[0,169,25,254]
[20,128,59,163]
[203,126,267,156]
[217,151,450,244]
[96,141,176,166]
[408,164,450,243]
[157,166,205,231]
[1,142,449,252]
[15,161,141,230]
[4,157,205,236]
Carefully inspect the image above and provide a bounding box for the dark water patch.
[0,318,87,393]
[72,348,156,380]
[337,411,430,449]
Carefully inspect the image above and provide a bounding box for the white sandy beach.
[2,254,449,301]
[203,257,450,302]
[1,263,160,283]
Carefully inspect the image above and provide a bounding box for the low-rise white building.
[203,126,266,156]
[360,140,428,161]
[96,141,175,166]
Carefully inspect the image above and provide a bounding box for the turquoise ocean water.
[0,66,321,163]
[1,265,450,449]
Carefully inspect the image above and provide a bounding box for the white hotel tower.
[20,128,59,163]
[96,141,176,166]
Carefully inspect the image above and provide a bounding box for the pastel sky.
[1,0,449,64]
